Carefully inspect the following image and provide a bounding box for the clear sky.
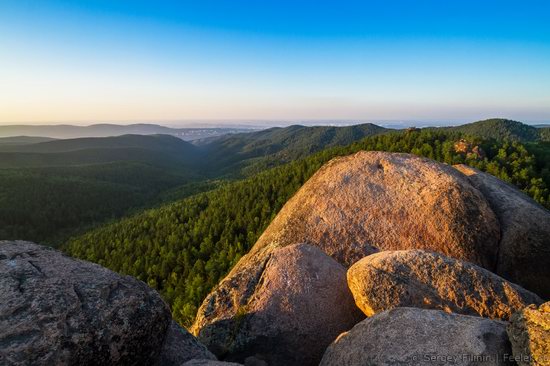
[1,0,550,125]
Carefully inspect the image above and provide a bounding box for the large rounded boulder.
[193,152,501,345]
[320,308,514,366]
[196,244,363,366]
[256,152,500,267]
[455,164,550,299]
[0,241,171,366]
[347,250,542,319]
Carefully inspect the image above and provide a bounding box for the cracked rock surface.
[0,240,171,366]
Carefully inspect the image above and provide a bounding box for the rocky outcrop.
[455,164,550,299]
[195,244,363,366]
[0,240,171,366]
[193,152,501,347]
[347,250,542,319]
[320,307,514,366]
[158,321,216,366]
[507,302,550,366]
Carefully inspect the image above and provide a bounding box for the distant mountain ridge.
[0,134,196,154]
[0,136,58,145]
[2,118,547,143]
[0,119,545,171]
[0,123,252,140]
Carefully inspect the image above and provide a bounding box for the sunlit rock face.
[347,249,542,319]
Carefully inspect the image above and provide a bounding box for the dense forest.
[64,130,550,326]
[0,162,210,243]
[0,125,388,243]
[0,135,208,243]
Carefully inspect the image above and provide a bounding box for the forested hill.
[197,119,550,176]
[0,136,57,145]
[0,125,386,243]
[0,123,176,138]
[1,120,547,244]
[444,118,547,142]
[64,129,550,326]
[0,134,202,169]
[0,135,207,243]
[196,123,389,175]
[0,134,197,153]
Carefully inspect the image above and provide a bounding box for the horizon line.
[1,117,550,129]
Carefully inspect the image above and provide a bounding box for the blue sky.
[1,0,549,124]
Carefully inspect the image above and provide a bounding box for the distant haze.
[0,119,548,130]
[0,124,254,140]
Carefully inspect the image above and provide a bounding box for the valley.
[0,123,389,244]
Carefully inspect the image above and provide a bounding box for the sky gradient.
[1,0,550,125]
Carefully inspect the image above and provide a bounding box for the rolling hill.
[2,118,548,248]
[445,118,544,141]
[0,133,196,153]
[0,134,202,168]
[0,125,387,243]
[0,136,58,145]
[0,134,209,243]
[197,123,389,175]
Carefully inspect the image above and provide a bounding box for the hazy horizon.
[0,118,549,130]
[1,1,549,123]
